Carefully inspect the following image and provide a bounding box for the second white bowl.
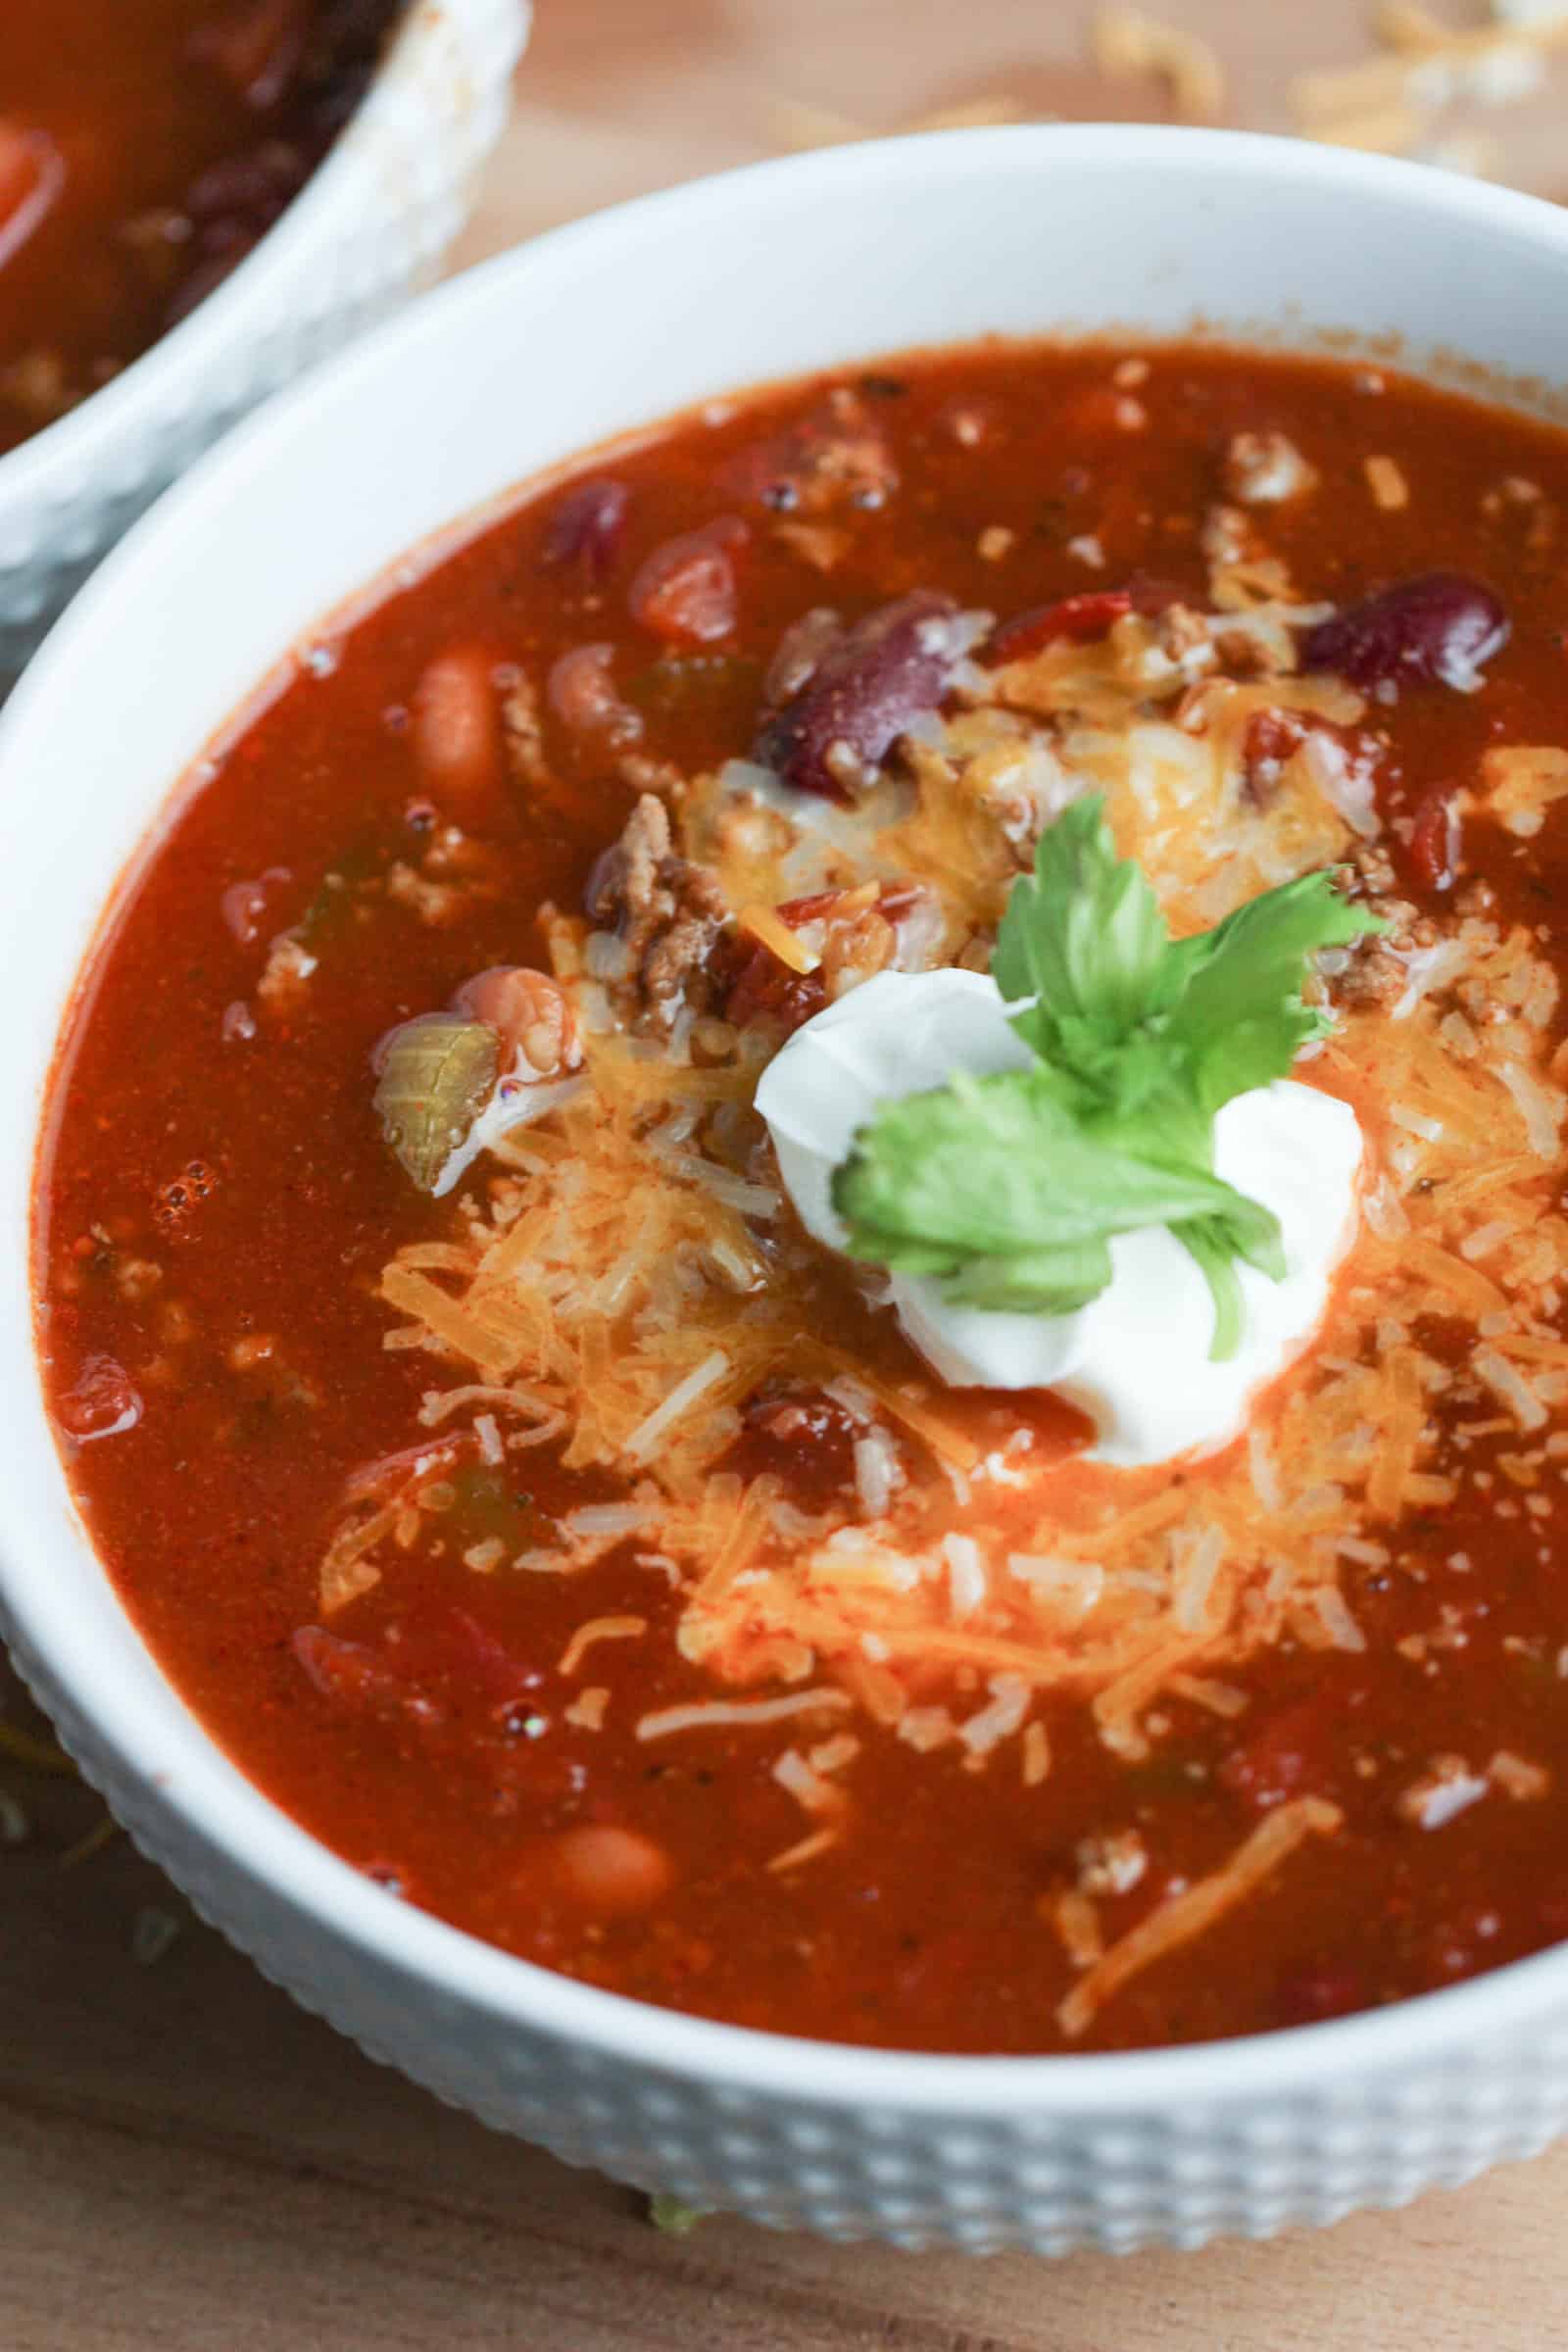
[0,0,528,691]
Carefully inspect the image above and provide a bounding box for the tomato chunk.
[629,518,746,646]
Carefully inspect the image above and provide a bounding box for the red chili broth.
[34,340,1568,2053]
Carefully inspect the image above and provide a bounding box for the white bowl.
[6,125,1568,2255]
[0,0,527,692]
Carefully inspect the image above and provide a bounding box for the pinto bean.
[451,966,581,1078]
[537,1824,675,1916]
[412,647,503,809]
[546,643,642,743]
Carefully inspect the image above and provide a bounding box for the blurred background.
[458,0,1568,264]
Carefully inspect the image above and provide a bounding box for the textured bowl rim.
[10,120,1568,2121]
[0,0,524,505]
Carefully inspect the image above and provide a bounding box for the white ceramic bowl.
[0,0,527,692]
[6,125,1568,2255]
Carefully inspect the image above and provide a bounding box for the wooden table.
[9,5,1568,2342]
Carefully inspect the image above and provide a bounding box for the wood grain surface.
[10,4,1568,2343]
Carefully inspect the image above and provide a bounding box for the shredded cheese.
[737,902,820,974]
[558,1616,648,1678]
[325,595,1568,1843]
[1056,1798,1344,2037]
[635,1689,854,1742]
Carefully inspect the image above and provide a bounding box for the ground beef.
[585,794,729,1032]
[1327,843,1435,1009]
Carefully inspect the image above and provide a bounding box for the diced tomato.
[989,591,1134,663]
[724,953,825,1035]
[989,573,1192,664]
[1240,709,1306,807]
[722,882,923,1034]
[1406,786,1462,895]
[56,1353,142,1443]
[629,517,747,646]
[735,1382,859,1497]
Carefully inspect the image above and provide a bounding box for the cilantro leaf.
[994,796,1180,1096]
[833,795,1381,1357]
[832,1068,1284,1315]
[1159,867,1380,1116]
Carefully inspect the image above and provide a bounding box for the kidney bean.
[1302,572,1508,695]
[541,477,629,579]
[629,517,747,646]
[752,589,964,801]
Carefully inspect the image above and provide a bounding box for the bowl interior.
[8,123,1568,2103]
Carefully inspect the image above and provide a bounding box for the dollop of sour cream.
[755,968,1363,1469]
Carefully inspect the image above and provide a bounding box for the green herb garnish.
[831,796,1381,1359]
